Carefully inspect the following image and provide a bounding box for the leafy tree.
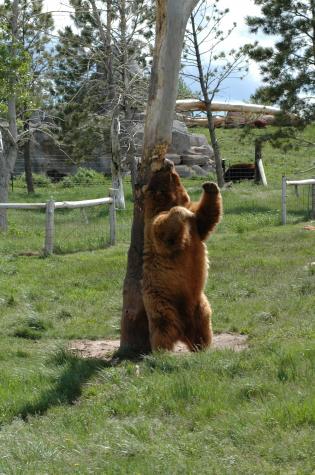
[0,0,27,230]
[246,0,315,121]
[0,0,54,205]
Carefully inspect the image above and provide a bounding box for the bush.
[14,173,52,188]
[59,168,106,188]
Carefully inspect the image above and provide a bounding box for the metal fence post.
[109,189,116,246]
[44,200,55,255]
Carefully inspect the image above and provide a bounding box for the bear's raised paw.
[202,182,220,194]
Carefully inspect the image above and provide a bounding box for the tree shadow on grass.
[17,350,115,422]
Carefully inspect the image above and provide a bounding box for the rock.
[172,119,189,133]
[170,129,191,154]
[181,154,209,166]
[189,134,209,147]
[202,162,216,173]
[175,165,195,178]
[189,145,214,159]
[165,153,181,165]
[192,165,209,176]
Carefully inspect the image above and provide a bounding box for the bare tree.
[119,0,200,356]
[183,1,248,187]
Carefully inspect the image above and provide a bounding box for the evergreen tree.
[246,0,315,121]
[53,0,153,161]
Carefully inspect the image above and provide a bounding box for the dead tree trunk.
[0,131,10,231]
[110,113,125,209]
[119,0,200,356]
[0,128,17,231]
[23,121,34,194]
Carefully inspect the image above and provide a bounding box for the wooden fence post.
[281,176,287,225]
[109,189,116,246]
[44,200,55,255]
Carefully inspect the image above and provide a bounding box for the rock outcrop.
[13,117,215,179]
[133,119,215,178]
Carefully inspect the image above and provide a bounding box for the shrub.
[14,173,52,188]
[59,168,106,188]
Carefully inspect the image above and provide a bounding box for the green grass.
[0,126,314,474]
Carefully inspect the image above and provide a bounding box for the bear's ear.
[142,184,148,194]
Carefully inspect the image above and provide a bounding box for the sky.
[42,0,272,102]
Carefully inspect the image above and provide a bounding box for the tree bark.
[119,0,132,120]
[110,113,125,209]
[24,137,34,193]
[119,0,200,356]
[23,121,34,194]
[176,99,281,115]
[0,136,10,231]
[0,128,16,231]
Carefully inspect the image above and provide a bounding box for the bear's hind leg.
[144,296,182,351]
[188,294,213,351]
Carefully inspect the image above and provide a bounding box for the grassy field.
[0,126,314,474]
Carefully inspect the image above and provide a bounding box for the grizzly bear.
[142,160,222,351]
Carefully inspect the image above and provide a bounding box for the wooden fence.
[281,177,315,224]
[0,192,116,254]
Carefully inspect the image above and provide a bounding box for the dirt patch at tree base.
[69,333,248,359]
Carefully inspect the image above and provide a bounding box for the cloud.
[43,0,73,31]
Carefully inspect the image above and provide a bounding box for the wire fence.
[281,177,315,225]
[0,206,133,256]
[0,178,133,256]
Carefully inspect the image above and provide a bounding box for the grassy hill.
[0,126,314,474]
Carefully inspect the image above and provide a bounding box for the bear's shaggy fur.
[142,160,222,351]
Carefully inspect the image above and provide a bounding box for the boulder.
[175,165,195,178]
[192,165,209,177]
[181,154,209,166]
[172,119,189,133]
[189,134,209,147]
[202,162,216,173]
[169,129,191,154]
[165,153,182,165]
[188,145,214,159]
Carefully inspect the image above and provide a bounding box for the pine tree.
[53,0,153,160]
[246,0,315,121]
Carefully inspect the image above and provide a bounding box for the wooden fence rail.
[281,176,315,224]
[0,194,116,254]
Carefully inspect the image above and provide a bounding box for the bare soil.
[69,333,248,359]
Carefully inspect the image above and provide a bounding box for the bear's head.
[144,160,190,218]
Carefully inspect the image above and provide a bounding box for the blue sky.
[43,0,271,102]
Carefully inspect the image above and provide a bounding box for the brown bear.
[142,160,222,351]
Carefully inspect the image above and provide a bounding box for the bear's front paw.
[202,182,220,194]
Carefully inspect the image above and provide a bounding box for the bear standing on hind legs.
[142,160,222,352]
